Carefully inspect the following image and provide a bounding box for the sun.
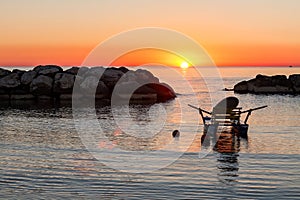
[180,61,189,69]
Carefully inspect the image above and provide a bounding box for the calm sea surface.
[0,67,299,199]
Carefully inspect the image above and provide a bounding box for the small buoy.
[172,130,180,137]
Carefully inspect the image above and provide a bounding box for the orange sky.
[0,0,300,67]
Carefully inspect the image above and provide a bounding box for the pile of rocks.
[234,74,300,94]
[0,65,176,104]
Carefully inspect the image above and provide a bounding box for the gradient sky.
[0,0,300,67]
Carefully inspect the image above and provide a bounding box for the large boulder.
[74,67,89,76]
[12,69,25,76]
[102,68,124,80]
[101,68,125,90]
[30,75,53,96]
[53,73,75,94]
[82,67,105,78]
[80,76,110,97]
[135,69,159,84]
[147,82,176,102]
[21,70,37,85]
[0,68,11,78]
[289,74,300,93]
[118,66,129,73]
[65,67,80,75]
[33,65,62,77]
[113,81,158,103]
[121,71,137,82]
[0,73,21,89]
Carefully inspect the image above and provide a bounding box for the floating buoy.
[172,130,180,137]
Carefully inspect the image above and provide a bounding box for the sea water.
[0,67,299,199]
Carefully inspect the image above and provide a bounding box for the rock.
[65,67,79,75]
[118,67,129,73]
[113,81,158,102]
[33,65,62,77]
[12,69,25,76]
[83,67,105,77]
[75,67,89,76]
[289,74,300,93]
[0,73,21,89]
[0,68,11,77]
[135,69,159,84]
[39,68,61,77]
[135,85,157,94]
[271,75,291,87]
[101,68,125,90]
[233,81,248,93]
[53,73,75,94]
[0,66,177,105]
[246,79,256,92]
[115,81,155,94]
[147,82,176,102]
[103,68,124,79]
[253,75,273,87]
[21,70,37,85]
[80,76,98,93]
[80,76,110,96]
[172,130,180,137]
[122,71,137,82]
[253,75,292,93]
[30,75,53,96]
[289,74,300,87]
[234,74,296,94]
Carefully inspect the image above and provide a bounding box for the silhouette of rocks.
[53,73,75,94]
[289,74,300,92]
[0,68,11,78]
[147,83,176,102]
[34,65,63,77]
[80,76,110,97]
[21,70,37,85]
[0,66,177,104]
[30,75,53,96]
[0,73,21,89]
[65,67,80,75]
[234,74,300,94]
[12,69,25,76]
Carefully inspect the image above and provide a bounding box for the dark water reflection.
[214,132,243,185]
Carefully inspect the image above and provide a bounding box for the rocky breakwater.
[0,65,176,104]
[234,74,300,94]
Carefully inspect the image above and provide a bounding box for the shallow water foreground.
[0,103,299,199]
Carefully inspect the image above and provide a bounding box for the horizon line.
[0,65,299,68]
